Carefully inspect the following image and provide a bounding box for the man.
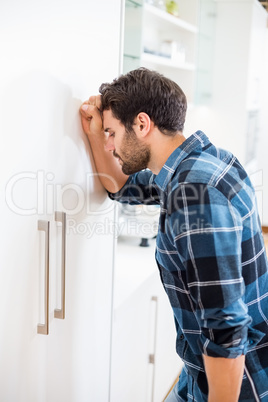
[80,68,268,401]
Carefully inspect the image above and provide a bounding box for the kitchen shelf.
[123,0,200,104]
[142,51,196,70]
[125,0,142,7]
[124,53,140,60]
[144,3,198,33]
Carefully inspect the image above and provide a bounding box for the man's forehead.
[103,109,123,132]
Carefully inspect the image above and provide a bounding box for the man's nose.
[105,136,115,151]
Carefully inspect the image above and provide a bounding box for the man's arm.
[171,183,249,400]
[203,354,245,402]
[79,96,129,193]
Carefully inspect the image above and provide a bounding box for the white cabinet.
[0,0,122,400]
[110,238,182,402]
[123,0,199,104]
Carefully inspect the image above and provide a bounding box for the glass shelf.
[126,0,143,7]
[123,54,141,74]
[124,53,140,60]
[123,0,199,105]
[144,3,198,33]
[141,52,195,71]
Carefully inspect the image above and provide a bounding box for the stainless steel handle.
[54,211,66,319]
[37,220,50,335]
[149,295,158,402]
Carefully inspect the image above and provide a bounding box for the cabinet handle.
[149,295,158,402]
[37,220,50,335]
[54,211,66,319]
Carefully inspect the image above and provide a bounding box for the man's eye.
[109,132,115,138]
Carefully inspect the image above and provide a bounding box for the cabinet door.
[41,1,122,400]
[153,286,183,401]
[0,4,53,399]
[110,271,181,402]
[0,0,122,401]
[111,275,157,402]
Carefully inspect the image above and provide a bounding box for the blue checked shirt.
[109,131,268,401]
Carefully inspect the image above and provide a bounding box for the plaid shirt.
[109,131,268,401]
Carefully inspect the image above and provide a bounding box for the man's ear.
[135,112,151,137]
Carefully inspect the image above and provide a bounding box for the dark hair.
[99,67,187,135]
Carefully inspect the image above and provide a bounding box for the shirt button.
[179,334,184,340]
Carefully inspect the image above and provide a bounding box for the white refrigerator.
[0,0,123,400]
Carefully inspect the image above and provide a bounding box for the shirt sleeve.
[107,169,160,205]
[170,183,262,358]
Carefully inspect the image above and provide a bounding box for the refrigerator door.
[0,0,122,401]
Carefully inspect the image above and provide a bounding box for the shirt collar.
[154,131,210,191]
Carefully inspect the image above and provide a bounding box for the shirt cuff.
[199,326,265,358]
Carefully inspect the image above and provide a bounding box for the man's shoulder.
[168,147,254,214]
[174,146,247,189]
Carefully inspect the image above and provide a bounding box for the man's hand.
[79,95,128,193]
[203,354,245,402]
[79,95,104,139]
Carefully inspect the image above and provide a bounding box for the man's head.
[99,67,187,136]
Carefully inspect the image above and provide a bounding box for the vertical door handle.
[54,211,66,319]
[37,220,50,335]
[149,295,158,402]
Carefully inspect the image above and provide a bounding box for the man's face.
[103,109,150,175]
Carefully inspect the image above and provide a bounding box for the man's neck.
[148,131,186,174]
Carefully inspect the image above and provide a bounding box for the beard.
[113,129,151,175]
